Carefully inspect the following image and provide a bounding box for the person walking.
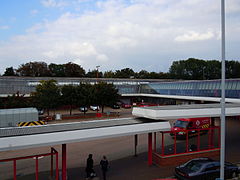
[100,156,109,180]
[86,154,95,179]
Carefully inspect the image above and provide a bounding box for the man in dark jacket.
[86,154,95,179]
[100,156,109,180]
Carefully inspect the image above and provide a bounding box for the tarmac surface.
[1,108,240,180]
[15,152,176,180]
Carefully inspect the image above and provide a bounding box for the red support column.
[174,132,177,154]
[161,132,164,156]
[197,130,200,151]
[148,133,152,166]
[62,144,67,180]
[13,160,17,180]
[56,152,59,180]
[51,148,53,178]
[154,132,156,152]
[35,157,39,180]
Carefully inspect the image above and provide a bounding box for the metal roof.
[132,103,240,120]
[122,93,240,103]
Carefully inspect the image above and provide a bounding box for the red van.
[171,117,211,138]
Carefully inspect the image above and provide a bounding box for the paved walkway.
[16,152,175,180]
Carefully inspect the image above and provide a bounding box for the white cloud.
[30,9,39,15]
[175,31,215,42]
[0,0,239,73]
[41,0,67,8]
[0,25,9,30]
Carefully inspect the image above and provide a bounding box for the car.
[111,104,120,109]
[37,109,44,115]
[79,106,88,112]
[175,158,239,180]
[90,105,100,111]
[121,104,132,108]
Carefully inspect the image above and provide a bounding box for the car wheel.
[232,171,237,178]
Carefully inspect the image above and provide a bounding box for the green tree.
[32,80,61,115]
[3,67,17,76]
[226,60,240,79]
[61,85,78,115]
[86,69,103,78]
[64,62,85,77]
[92,82,119,113]
[3,92,31,108]
[115,68,135,78]
[103,71,115,78]
[17,61,50,77]
[75,83,92,114]
[49,63,65,77]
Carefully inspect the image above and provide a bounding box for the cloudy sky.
[0,0,239,74]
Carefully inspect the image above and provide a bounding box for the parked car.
[175,157,239,180]
[79,106,88,112]
[121,104,132,108]
[111,104,120,109]
[90,105,100,111]
[37,109,44,115]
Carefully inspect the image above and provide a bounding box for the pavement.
[15,152,176,180]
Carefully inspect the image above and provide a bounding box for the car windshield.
[175,120,189,128]
[185,161,203,172]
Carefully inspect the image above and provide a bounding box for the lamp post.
[96,65,100,80]
[220,0,226,179]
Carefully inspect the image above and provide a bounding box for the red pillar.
[154,132,156,152]
[35,157,39,180]
[148,133,152,166]
[13,160,17,180]
[62,144,67,180]
[56,152,59,180]
[161,132,164,156]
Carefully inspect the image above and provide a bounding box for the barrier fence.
[0,147,59,180]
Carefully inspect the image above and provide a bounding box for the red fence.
[159,126,220,156]
[0,147,59,180]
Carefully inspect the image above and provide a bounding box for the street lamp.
[96,65,100,82]
[220,0,226,179]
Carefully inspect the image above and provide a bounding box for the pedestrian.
[86,154,96,179]
[100,156,109,180]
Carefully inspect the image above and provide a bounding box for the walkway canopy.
[132,103,240,120]
[0,118,170,152]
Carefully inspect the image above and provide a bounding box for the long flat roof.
[122,93,240,103]
[0,118,170,152]
[132,103,240,120]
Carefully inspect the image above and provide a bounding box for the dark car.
[175,158,239,180]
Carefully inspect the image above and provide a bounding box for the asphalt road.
[0,114,239,180]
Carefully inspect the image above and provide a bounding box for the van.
[171,117,211,138]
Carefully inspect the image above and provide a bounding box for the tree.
[86,69,103,78]
[226,60,240,79]
[103,71,115,78]
[17,61,50,77]
[75,83,92,114]
[115,68,135,78]
[3,67,17,76]
[3,92,31,108]
[64,62,85,77]
[91,82,119,113]
[61,85,78,115]
[49,63,65,77]
[32,80,61,115]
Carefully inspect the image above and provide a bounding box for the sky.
[0,0,239,74]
